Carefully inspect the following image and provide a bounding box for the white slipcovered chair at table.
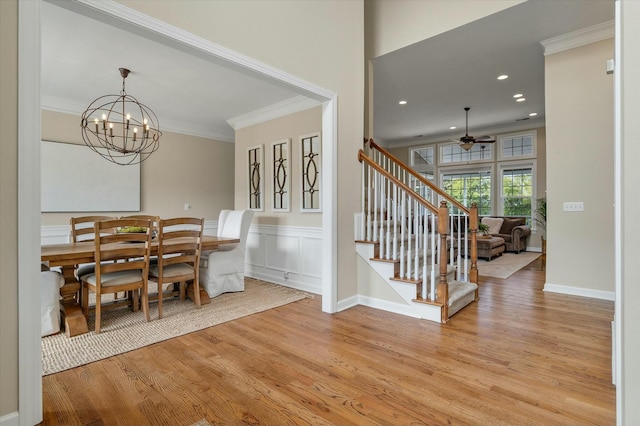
[199,209,254,298]
[41,265,65,337]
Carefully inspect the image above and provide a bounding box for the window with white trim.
[441,169,492,215]
[500,133,535,159]
[410,146,435,201]
[440,143,493,165]
[500,165,533,223]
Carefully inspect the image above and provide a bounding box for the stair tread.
[448,280,478,304]
[447,280,478,317]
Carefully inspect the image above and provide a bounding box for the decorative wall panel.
[247,144,264,211]
[300,132,322,212]
[271,138,291,211]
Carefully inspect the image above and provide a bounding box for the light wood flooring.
[42,258,616,425]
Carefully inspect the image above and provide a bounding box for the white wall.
[0,0,18,419]
[620,1,640,423]
[366,0,524,59]
[544,38,615,298]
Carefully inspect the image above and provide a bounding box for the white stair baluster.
[448,214,454,266]
[386,168,391,258]
[373,170,378,242]
[379,174,386,259]
[400,190,406,279]
[406,197,413,280]
[393,183,398,260]
[431,214,437,301]
[361,161,365,241]
[422,208,428,299]
[414,200,420,280]
[366,165,372,241]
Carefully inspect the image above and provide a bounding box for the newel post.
[469,203,479,293]
[437,201,449,322]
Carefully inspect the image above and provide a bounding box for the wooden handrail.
[358,149,438,214]
[367,138,469,214]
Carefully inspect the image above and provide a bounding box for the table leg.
[186,282,210,305]
[59,266,89,337]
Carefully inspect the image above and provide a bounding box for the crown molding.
[541,20,614,56]
[226,95,321,130]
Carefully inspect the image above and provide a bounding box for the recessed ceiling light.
[516,98,526,102]
[529,112,538,116]
[497,74,509,80]
[513,93,523,98]
[398,100,407,105]
[450,126,457,130]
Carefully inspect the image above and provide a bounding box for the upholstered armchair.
[199,209,254,298]
[481,216,531,253]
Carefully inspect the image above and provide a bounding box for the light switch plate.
[563,201,584,212]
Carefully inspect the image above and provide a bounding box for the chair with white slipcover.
[198,209,254,298]
[41,266,64,337]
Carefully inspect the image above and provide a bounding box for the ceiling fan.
[454,107,496,151]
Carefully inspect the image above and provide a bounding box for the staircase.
[356,139,480,323]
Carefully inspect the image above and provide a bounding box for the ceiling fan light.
[460,142,474,151]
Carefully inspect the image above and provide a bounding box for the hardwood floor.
[42,258,615,425]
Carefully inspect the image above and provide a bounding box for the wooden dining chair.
[120,214,161,263]
[120,215,160,234]
[70,215,118,280]
[148,217,204,319]
[80,218,153,334]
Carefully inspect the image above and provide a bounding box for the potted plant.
[534,197,547,254]
[477,223,491,238]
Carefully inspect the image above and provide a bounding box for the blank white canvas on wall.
[41,140,140,212]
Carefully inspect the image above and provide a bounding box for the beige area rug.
[476,251,541,279]
[41,278,312,375]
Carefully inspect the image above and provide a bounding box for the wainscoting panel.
[245,224,322,294]
[264,233,300,273]
[41,221,322,295]
[300,236,323,278]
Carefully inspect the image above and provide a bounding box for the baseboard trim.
[357,295,422,318]
[543,283,615,301]
[335,293,422,319]
[0,411,19,426]
[245,270,320,295]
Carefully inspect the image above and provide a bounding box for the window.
[500,133,535,159]
[410,146,435,202]
[441,170,492,215]
[501,166,533,223]
[410,146,434,167]
[440,143,493,165]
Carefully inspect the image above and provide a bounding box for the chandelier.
[81,68,161,165]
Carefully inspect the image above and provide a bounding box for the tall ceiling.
[41,1,313,142]
[42,1,614,146]
[372,0,614,147]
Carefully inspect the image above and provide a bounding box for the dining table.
[41,235,240,337]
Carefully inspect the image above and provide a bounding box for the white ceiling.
[41,1,313,142]
[42,1,614,147]
[372,0,614,147]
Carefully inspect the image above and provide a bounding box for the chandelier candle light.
[81,68,161,165]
